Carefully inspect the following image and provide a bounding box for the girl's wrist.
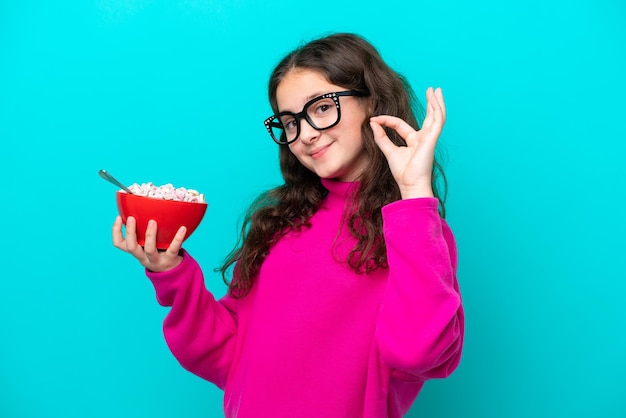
[146,255,184,273]
[399,184,434,200]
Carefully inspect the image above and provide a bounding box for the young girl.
[113,33,464,418]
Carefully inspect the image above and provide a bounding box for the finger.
[435,87,446,123]
[165,226,187,257]
[422,87,437,130]
[143,220,158,262]
[369,120,397,158]
[125,216,139,252]
[112,216,127,251]
[429,87,446,123]
[423,87,445,133]
[369,115,417,142]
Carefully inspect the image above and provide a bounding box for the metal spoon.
[98,169,133,194]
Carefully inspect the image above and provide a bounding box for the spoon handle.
[99,169,133,194]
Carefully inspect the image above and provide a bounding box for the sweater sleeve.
[146,250,238,390]
[375,197,464,380]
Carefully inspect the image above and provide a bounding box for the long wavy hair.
[220,33,447,298]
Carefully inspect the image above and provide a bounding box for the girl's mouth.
[310,143,331,159]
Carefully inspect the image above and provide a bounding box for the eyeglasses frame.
[264,90,367,145]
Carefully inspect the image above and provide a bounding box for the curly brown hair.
[220,33,447,298]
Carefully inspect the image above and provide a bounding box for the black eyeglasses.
[264,90,366,145]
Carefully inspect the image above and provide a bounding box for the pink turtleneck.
[146,179,464,418]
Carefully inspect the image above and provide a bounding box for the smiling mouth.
[310,144,331,158]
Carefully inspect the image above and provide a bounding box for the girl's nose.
[298,118,320,144]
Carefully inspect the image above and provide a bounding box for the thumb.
[369,120,396,158]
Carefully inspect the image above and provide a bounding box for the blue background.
[1,1,625,417]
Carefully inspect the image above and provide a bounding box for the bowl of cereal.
[116,182,208,249]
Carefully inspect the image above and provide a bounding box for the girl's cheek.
[288,143,301,156]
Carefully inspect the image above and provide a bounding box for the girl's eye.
[314,102,333,114]
[282,118,297,131]
[317,104,330,113]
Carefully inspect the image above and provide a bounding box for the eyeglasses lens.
[270,96,339,144]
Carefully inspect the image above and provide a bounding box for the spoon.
[99,169,133,194]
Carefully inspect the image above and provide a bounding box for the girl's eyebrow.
[279,92,325,113]
[306,91,324,101]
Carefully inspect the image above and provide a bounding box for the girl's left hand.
[369,87,446,199]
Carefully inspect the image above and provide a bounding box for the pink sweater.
[147,179,464,418]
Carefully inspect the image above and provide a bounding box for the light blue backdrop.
[1,1,624,417]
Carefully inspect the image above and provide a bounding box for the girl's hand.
[369,87,446,199]
[112,216,186,272]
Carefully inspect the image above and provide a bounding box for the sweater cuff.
[145,249,199,306]
[382,196,439,216]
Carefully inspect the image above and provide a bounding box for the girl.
[113,33,464,418]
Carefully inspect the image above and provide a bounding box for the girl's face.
[276,69,369,182]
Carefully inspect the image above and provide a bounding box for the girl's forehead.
[276,69,340,111]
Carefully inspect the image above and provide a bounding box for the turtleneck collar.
[321,178,359,205]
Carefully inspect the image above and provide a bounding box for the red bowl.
[116,191,207,249]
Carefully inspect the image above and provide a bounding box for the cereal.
[126,182,205,203]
